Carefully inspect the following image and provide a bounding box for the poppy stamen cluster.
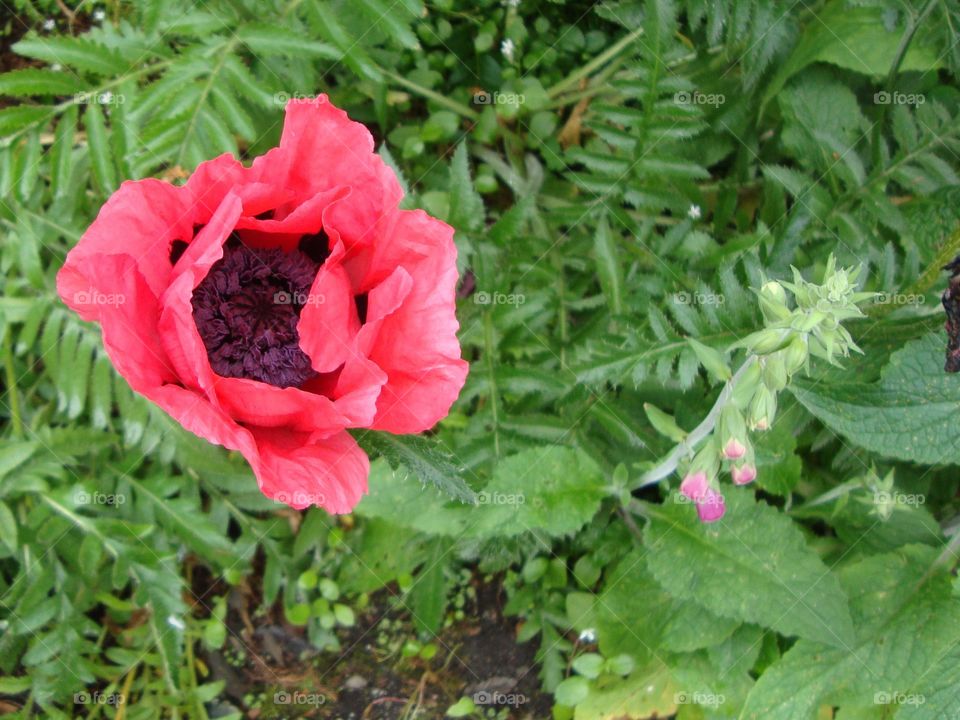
[191,240,320,389]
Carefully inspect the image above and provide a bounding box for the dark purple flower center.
[191,238,321,389]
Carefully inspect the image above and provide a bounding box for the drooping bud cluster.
[666,256,874,524]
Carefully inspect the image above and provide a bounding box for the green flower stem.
[793,478,863,510]
[379,69,480,121]
[546,26,645,99]
[631,358,754,490]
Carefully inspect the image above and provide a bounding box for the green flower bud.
[762,353,788,391]
[749,385,777,431]
[745,328,794,355]
[731,358,762,408]
[717,404,748,459]
[760,281,787,305]
[792,309,826,333]
[757,281,791,323]
[686,439,721,478]
[784,335,808,375]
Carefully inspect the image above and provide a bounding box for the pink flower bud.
[731,463,757,485]
[680,471,709,501]
[680,471,725,523]
[722,438,746,460]
[696,487,726,522]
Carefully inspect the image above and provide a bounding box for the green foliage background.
[1,0,960,717]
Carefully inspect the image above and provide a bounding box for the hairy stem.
[631,358,755,489]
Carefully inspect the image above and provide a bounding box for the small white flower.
[688,204,702,220]
[99,91,112,104]
[166,615,186,631]
[51,63,62,72]
[42,18,56,31]
[578,628,597,644]
[93,8,106,21]
[501,38,515,62]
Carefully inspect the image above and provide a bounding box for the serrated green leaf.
[447,142,484,233]
[0,501,17,551]
[0,69,85,97]
[0,105,52,136]
[354,0,420,50]
[13,36,127,76]
[357,431,476,504]
[237,25,340,59]
[594,216,624,315]
[84,103,116,195]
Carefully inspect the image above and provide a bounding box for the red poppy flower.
[57,96,469,513]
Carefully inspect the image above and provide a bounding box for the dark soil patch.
[193,567,553,719]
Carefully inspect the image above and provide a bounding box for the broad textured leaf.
[357,447,607,538]
[762,2,942,109]
[574,662,677,720]
[793,333,960,466]
[741,545,960,720]
[895,646,960,719]
[409,539,449,635]
[642,491,855,648]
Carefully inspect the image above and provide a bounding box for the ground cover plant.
[1,0,960,718]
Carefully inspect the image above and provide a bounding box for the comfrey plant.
[639,257,875,522]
